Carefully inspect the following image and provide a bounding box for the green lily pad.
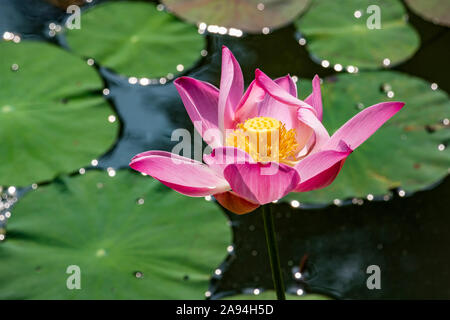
[286,71,450,204]
[296,0,420,69]
[65,2,205,78]
[0,41,118,187]
[0,170,230,299]
[223,291,331,300]
[162,0,310,33]
[405,0,450,27]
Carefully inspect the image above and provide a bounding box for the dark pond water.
[1,0,449,299]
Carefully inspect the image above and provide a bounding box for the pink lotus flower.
[130,46,404,214]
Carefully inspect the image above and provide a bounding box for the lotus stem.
[261,203,286,300]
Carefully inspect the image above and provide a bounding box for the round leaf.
[286,71,450,204]
[162,0,310,33]
[296,0,420,69]
[0,41,118,187]
[65,2,205,78]
[0,170,231,299]
[405,0,450,27]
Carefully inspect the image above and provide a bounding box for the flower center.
[226,116,299,165]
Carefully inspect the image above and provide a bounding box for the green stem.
[262,204,286,300]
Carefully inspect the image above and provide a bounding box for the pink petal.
[297,107,330,153]
[293,101,405,192]
[274,75,297,97]
[214,191,260,215]
[257,75,298,130]
[304,75,323,122]
[255,69,316,114]
[295,161,346,192]
[174,77,222,147]
[203,146,254,177]
[233,80,266,126]
[255,69,328,153]
[223,162,300,204]
[219,46,244,133]
[293,143,352,192]
[130,150,202,164]
[130,151,230,197]
[325,101,405,150]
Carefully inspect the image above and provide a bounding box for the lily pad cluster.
[0,0,213,301]
[0,0,448,301]
[0,1,209,187]
[0,171,230,299]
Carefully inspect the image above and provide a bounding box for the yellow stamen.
[226,116,299,165]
